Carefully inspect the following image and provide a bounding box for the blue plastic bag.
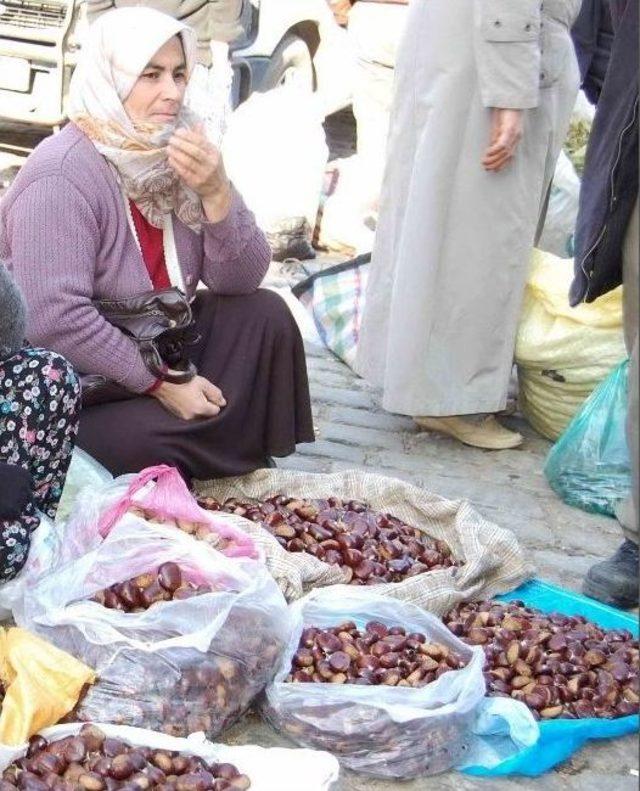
[544,360,631,517]
[462,579,639,777]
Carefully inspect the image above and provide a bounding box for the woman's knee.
[242,289,298,335]
[31,349,80,414]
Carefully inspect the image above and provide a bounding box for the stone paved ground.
[1,116,638,789]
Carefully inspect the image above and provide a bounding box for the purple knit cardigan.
[0,123,271,393]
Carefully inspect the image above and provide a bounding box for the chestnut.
[442,599,639,721]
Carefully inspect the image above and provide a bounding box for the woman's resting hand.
[482,109,524,172]
[167,126,233,222]
[151,375,227,421]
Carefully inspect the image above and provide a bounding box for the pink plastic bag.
[98,465,259,559]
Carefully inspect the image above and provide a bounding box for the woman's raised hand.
[482,108,524,172]
[167,125,233,222]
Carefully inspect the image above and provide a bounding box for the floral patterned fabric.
[0,347,79,582]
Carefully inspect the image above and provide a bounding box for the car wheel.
[260,33,314,94]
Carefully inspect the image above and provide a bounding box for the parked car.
[0,0,353,128]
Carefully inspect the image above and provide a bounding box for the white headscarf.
[68,7,204,231]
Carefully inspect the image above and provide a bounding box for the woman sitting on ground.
[0,264,80,582]
[1,7,314,482]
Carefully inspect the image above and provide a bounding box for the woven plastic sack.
[262,587,486,778]
[0,628,94,746]
[17,519,290,740]
[193,469,533,612]
[544,360,631,517]
[463,579,638,776]
[516,249,626,440]
[292,254,370,368]
[0,723,340,791]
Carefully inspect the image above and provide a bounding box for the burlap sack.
[193,469,534,614]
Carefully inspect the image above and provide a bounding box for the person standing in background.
[328,0,408,225]
[570,0,639,608]
[355,0,583,450]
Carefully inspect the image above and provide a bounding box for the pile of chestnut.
[285,621,467,687]
[4,725,251,791]
[92,564,216,613]
[197,495,458,584]
[443,600,639,719]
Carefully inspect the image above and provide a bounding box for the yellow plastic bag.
[516,250,626,441]
[0,628,95,746]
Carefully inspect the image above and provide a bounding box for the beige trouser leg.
[616,200,639,544]
[348,3,407,211]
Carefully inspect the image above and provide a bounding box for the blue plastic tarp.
[462,578,638,777]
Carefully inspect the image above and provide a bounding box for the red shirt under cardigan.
[129,201,171,290]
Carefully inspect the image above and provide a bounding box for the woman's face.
[124,36,187,125]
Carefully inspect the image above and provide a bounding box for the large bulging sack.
[222,86,329,261]
[516,250,626,440]
[194,468,533,611]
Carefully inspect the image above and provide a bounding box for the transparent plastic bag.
[55,448,113,526]
[537,151,580,259]
[0,513,59,620]
[544,360,631,516]
[0,722,340,791]
[262,587,486,779]
[18,519,290,740]
[58,465,259,568]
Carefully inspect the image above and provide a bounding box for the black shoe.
[263,456,277,469]
[582,540,639,609]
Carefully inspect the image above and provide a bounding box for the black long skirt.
[77,289,315,481]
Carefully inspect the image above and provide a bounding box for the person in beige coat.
[355,0,583,449]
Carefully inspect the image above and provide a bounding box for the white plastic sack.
[537,151,580,259]
[223,85,329,235]
[0,723,340,791]
[262,587,486,779]
[317,156,376,254]
[18,519,290,740]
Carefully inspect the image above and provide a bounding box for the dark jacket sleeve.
[572,0,614,104]
[0,463,33,521]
